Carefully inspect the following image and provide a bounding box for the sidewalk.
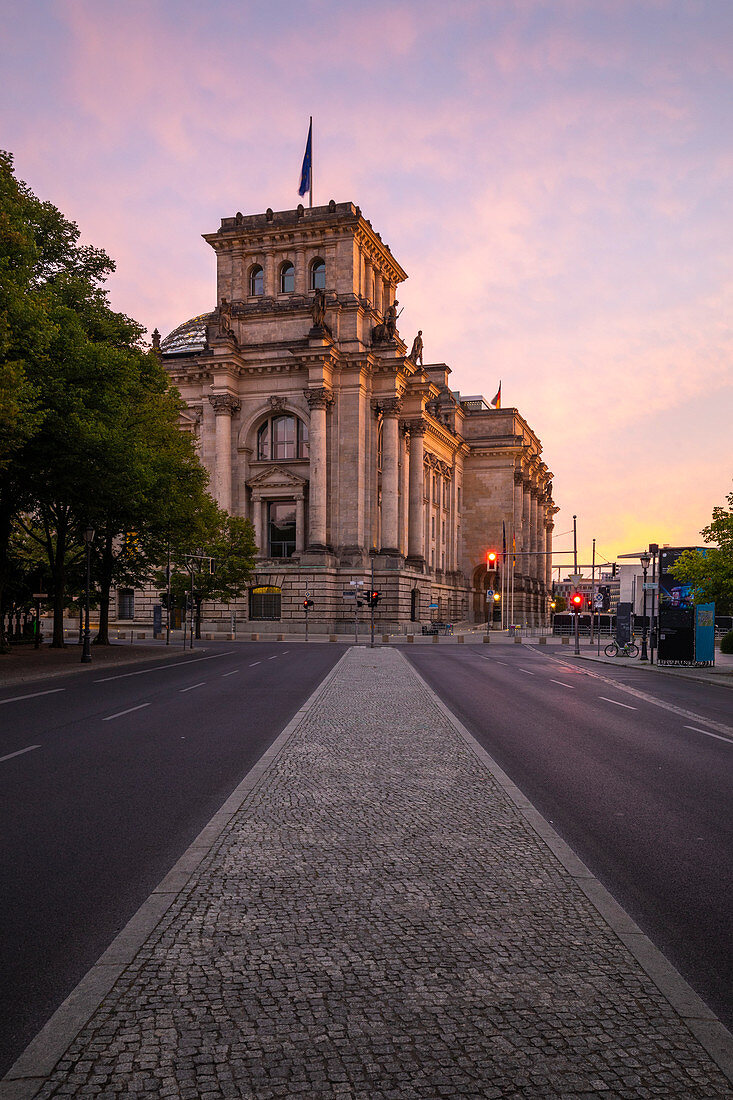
[3,648,731,1099]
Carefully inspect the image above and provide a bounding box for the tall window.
[257,415,309,460]
[118,589,134,619]
[280,261,295,293]
[268,501,296,558]
[311,259,326,290]
[249,265,264,295]
[250,585,281,620]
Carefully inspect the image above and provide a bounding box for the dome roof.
[160,312,213,356]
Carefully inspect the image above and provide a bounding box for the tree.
[166,510,257,638]
[672,487,733,614]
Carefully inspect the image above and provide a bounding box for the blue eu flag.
[298,118,312,199]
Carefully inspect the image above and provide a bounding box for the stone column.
[264,253,276,297]
[295,248,306,295]
[295,495,305,553]
[380,398,402,553]
[364,260,373,305]
[407,420,426,562]
[530,486,539,580]
[252,493,263,557]
[401,428,410,556]
[513,470,524,571]
[522,478,531,575]
[305,387,332,550]
[545,517,554,589]
[208,394,240,513]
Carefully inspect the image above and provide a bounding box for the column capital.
[514,468,524,485]
[530,484,540,499]
[372,396,403,418]
[405,417,427,436]
[304,386,333,411]
[208,393,240,416]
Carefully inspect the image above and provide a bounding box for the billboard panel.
[695,603,715,665]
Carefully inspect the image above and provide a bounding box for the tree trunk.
[195,597,202,639]
[95,528,114,645]
[49,509,68,648]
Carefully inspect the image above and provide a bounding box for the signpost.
[32,593,47,649]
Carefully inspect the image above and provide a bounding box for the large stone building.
[155,201,556,632]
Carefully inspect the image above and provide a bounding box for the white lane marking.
[518,668,535,676]
[180,682,205,693]
[222,669,239,678]
[268,656,278,661]
[0,744,41,764]
[0,688,65,706]
[599,696,637,710]
[95,651,235,683]
[494,661,509,667]
[550,679,574,688]
[102,703,151,722]
[684,725,733,745]
[526,647,733,738]
[250,661,261,666]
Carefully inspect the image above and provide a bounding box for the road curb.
[0,649,353,1100]
[404,653,733,1088]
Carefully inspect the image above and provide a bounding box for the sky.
[2,0,731,574]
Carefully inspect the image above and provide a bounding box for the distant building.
[121,202,558,631]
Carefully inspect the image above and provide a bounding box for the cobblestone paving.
[35,649,730,1098]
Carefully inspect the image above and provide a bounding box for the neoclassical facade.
[157,201,556,631]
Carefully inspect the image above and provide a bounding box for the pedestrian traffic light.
[570,593,583,613]
[367,591,381,607]
[493,592,501,602]
[303,598,314,610]
[486,550,498,568]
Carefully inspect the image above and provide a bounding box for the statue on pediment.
[407,330,423,366]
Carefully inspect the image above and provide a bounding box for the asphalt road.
[406,642,733,1032]
[0,641,347,1077]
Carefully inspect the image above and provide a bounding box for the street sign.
[594,594,603,609]
[485,588,494,601]
[349,580,364,587]
[428,603,439,609]
[32,592,48,599]
[643,583,658,590]
[343,591,357,599]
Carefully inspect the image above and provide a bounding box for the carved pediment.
[247,465,307,491]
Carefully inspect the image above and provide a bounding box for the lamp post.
[81,526,94,663]
[639,551,651,662]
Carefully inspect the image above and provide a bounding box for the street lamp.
[639,551,651,661]
[81,526,94,663]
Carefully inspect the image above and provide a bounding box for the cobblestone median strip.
[4,648,732,1099]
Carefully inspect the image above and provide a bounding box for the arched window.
[249,265,264,296]
[257,414,309,460]
[311,258,326,290]
[279,262,295,294]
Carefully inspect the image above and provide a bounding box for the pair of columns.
[379,405,428,559]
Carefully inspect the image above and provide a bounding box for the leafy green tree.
[165,510,257,638]
[672,487,733,614]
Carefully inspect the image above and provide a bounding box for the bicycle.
[604,639,639,658]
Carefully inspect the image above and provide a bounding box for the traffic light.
[303,598,314,610]
[367,591,381,608]
[486,550,498,569]
[570,593,583,613]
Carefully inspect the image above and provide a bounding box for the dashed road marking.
[180,682,205,693]
[222,669,239,677]
[250,661,261,667]
[268,656,278,661]
[518,668,535,676]
[95,651,235,683]
[102,703,151,722]
[0,688,65,706]
[599,697,637,710]
[550,679,574,688]
[0,744,41,764]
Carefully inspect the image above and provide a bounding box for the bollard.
[561,636,570,646]
[277,634,285,641]
[382,634,389,643]
[432,634,439,643]
[457,635,464,643]
[514,636,522,644]
[538,636,547,646]
[329,634,337,642]
[482,635,490,643]
[407,635,414,643]
[251,633,259,641]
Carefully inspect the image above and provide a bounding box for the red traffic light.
[570,593,583,611]
[368,591,381,607]
[486,551,498,567]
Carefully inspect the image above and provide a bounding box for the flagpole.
[309,115,313,209]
